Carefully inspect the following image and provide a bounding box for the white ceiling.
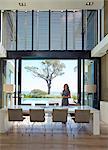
[91,34,108,57]
[0,0,104,10]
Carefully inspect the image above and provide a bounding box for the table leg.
[93,111,100,135]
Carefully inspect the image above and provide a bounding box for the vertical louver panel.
[51,11,66,50]
[34,11,49,50]
[67,11,82,50]
[17,11,32,50]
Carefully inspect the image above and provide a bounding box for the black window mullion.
[83,59,85,105]
[78,58,81,105]
[49,10,51,50]
[97,10,98,44]
[98,58,101,109]
[94,59,100,110]
[82,10,84,50]
[66,10,67,50]
[14,59,17,105]
[100,10,102,41]
[16,10,18,51]
[18,59,22,105]
[32,10,34,51]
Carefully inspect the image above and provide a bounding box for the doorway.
[21,59,78,106]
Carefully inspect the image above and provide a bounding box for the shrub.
[30,89,47,98]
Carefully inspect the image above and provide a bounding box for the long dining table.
[0,105,100,135]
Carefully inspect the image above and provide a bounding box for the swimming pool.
[21,98,74,106]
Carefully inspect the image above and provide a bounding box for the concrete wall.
[101,1,108,101]
[101,54,108,101]
[104,1,108,36]
[100,101,108,123]
[98,53,108,122]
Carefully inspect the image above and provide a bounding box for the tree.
[25,60,65,94]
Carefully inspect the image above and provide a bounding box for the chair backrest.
[29,109,45,122]
[35,104,46,106]
[75,109,90,123]
[8,109,24,121]
[49,103,59,106]
[21,104,31,106]
[52,109,68,122]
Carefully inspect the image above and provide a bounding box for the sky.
[22,60,78,94]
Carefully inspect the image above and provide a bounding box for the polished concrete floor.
[0,115,108,150]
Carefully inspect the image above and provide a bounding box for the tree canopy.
[25,60,65,94]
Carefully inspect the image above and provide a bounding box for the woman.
[62,84,71,106]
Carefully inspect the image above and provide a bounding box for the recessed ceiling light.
[19,2,26,7]
[71,10,79,13]
[86,2,94,6]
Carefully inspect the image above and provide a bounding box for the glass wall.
[81,59,98,108]
[51,11,66,50]
[0,60,6,108]
[0,58,100,109]
[2,10,98,51]
[3,60,15,107]
[67,11,82,50]
[2,11,16,50]
[17,11,32,50]
[81,59,84,105]
[6,60,15,84]
[21,59,78,106]
[84,10,98,50]
[34,11,49,50]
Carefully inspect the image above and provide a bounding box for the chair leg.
[29,122,35,136]
[63,122,68,136]
[66,126,68,137]
[77,123,85,133]
[24,116,29,133]
[7,122,14,135]
[31,122,35,131]
[18,121,24,136]
[43,124,46,136]
[51,123,53,136]
[68,121,73,137]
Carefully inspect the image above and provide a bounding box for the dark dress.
[62,90,70,106]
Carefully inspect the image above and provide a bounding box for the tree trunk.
[47,80,51,94]
[48,85,51,94]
